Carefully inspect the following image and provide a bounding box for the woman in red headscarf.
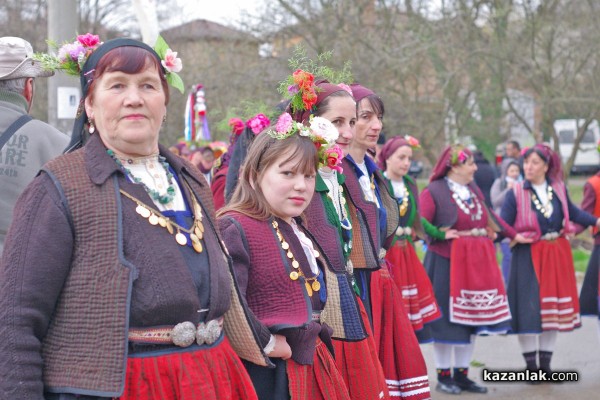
[500,144,600,376]
[377,136,444,332]
[420,144,531,395]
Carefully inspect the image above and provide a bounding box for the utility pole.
[48,0,78,136]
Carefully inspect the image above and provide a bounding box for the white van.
[552,119,600,174]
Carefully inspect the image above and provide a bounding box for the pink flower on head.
[288,85,299,95]
[275,113,293,133]
[404,135,421,148]
[458,150,468,163]
[247,113,271,134]
[58,42,85,63]
[337,83,353,95]
[77,33,100,48]
[228,118,245,135]
[325,145,344,173]
[161,49,182,73]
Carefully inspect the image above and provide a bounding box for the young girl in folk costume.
[287,76,390,399]
[344,83,431,399]
[420,145,531,395]
[500,144,600,374]
[218,117,365,400]
[580,164,600,339]
[377,136,442,331]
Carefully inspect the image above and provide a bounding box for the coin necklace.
[119,183,205,253]
[531,185,554,218]
[272,220,321,297]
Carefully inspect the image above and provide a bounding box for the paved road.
[420,277,600,399]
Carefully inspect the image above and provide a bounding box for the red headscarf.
[350,83,375,102]
[377,136,410,171]
[289,79,350,123]
[429,145,474,182]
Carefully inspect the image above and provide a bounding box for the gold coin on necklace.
[175,232,187,246]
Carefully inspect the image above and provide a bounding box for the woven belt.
[395,226,412,237]
[541,232,560,241]
[457,228,487,237]
[312,311,322,322]
[129,317,224,348]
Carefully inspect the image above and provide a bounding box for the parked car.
[552,119,600,174]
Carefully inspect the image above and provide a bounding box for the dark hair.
[218,131,318,221]
[523,146,548,163]
[358,94,385,118]
[507,140,521,150]
[87,46,170,105]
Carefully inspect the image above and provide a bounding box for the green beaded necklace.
[107,149,176,205]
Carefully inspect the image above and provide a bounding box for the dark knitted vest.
[226,214,366,342]
[342,158,399,270]
[40,147,269,396]
[304,193,346,274]
[41,150,133,397]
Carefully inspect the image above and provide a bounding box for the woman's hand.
[444,229,460,240]
[267,334,292,360]
[514,233,534,244]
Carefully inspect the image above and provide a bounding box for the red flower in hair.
[302,89,318,110]
[228,118,245,135]
[292,69,314,90]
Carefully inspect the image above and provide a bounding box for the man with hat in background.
[0,37,68,255]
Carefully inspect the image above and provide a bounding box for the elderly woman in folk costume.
[218,113,366,399]
[341,83,431,399]
[420,145,531,395]
[500,144,600,375]
[0,35,264,399]
[284,70,391,399]
[377,136,443,332]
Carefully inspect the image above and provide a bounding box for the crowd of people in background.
[2,34,600,400]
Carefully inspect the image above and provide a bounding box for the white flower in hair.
[309,116,339,145]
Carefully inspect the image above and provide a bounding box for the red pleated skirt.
[332,298,390,399]
[119,336,257,400]
[370,268,431,399]
[287,338,352,400]
[531,238,581,331]
[385,240,441,331]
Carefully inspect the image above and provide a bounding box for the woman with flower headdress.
[419,144,532,395]
[217,117,361,400]
[343,83,431,399]
[500,144,600,376]
[579,153,600,339]
[286,75,391,399]
[0,35,263,399]
[377,135,443,332]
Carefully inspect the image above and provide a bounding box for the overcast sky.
[176,0,263,25]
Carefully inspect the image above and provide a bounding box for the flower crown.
[449,145,469,165]
[34,34,184,93]
[278,46,354,116]
[404,135,421,149]
[268,113,343,172]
